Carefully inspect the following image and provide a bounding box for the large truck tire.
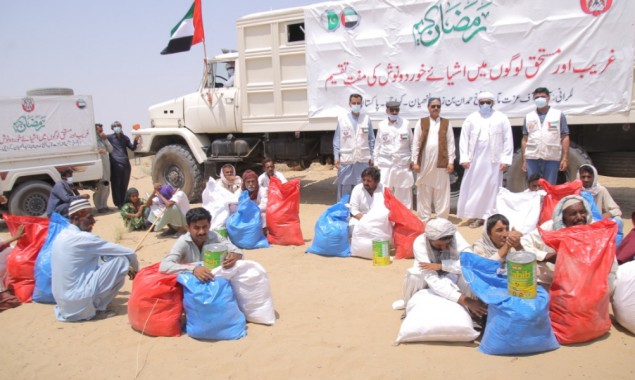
[153,145,204,203]
[8,180,52,216]
[590,152,635,178]
[505,142,592,191]
[26,88,74,96]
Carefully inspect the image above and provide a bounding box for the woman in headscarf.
[119,187,149,231]
[147,183,189,237]
[472,214,523,262]
[217,164,242,195]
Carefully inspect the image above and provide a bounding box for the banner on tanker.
[304,0,634,119]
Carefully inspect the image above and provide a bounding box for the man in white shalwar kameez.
[395,218,486,318]
[51,199,139,321]
[411,97,455,220]
[373,101,414,209]
[333,93,375,201]
[457,92,513,228]
[349,166,385,235]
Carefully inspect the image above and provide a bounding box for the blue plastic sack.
[226,191,270,249]
[177,273,247,340]
[306,194,350,257]
[580,191,603,221]
[33,213,69,303]
[460,252,559,355]
[581,191,623,245]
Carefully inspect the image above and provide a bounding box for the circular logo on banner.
[340,7,360,29]
[76,99,87,109]
[322,9,339,31]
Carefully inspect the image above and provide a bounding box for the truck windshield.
[204,61,217,89]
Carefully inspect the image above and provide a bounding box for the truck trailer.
[133,0,635,202]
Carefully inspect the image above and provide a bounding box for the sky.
[0,0,320,133]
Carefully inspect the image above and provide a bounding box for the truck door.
[192,61,238,134]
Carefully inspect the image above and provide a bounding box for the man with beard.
[51,199,139,321]
[520,195,618,290]
[348,166,384,235]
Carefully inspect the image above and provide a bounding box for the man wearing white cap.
[396,218,486,317]
[51,199,139,321]
[457,92,513,228]
[373,101,414,208]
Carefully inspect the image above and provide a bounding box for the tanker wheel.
[505,142,591,191]
[590,152,635,178]
[153,144,204,202]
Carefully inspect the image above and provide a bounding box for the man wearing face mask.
[333,93,375,201]
[521,87,570,185]
[373,101,414,208]
[107,121,141,209]
[225,62,235,87]
[457,92,513,228]
[46,168,90,217]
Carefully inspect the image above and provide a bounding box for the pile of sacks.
[128,260,276,339]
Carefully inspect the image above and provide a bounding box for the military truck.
[133,1,635,202]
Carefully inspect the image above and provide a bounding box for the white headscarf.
[576,164,600,196]
[220,164,242,191]
[424,218,459,265]
[552,195,592,230]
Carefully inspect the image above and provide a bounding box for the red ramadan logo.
[580,0,612,16]
[21,97,35,113]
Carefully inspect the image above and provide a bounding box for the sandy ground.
[1,159,634,380]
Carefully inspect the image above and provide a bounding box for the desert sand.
[1,159,634,380]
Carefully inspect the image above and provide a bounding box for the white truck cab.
[0,91,103,216]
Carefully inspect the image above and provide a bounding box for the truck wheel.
[26,88,74,96]
[589,152,635,177]
[9,180,52,216]
[153,145,204,202]
[505,142,592,191]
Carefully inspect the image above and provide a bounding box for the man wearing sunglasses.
[411,98,456,221]
[457,92,513,229]
[521,87,570,185]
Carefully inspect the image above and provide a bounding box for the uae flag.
[161,0,205,55]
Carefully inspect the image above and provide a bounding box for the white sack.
[351,202,392,259]
[213,260,276,325]
[396,289,479,343]
[612,261,635,334]
[202,177,240,231]
[495,187,544,234]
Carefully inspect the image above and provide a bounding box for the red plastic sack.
[266,177,304,246]
[538,179,582,225]
[3,214,49,302]
[128,263,183,337]
[384,188,424,259]
[540,219,617,344]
